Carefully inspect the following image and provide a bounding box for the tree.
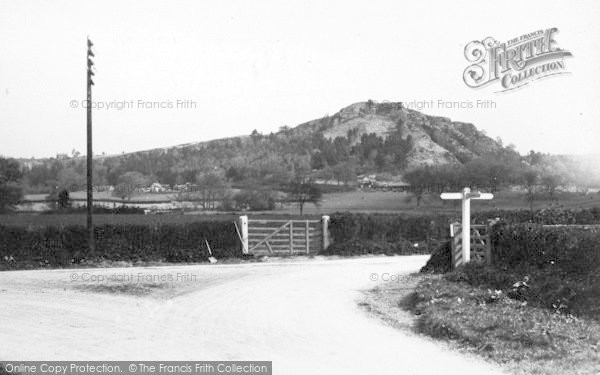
[196,172,229,209]
[404,167,434,207]
[57,167,85,192]
[284,178,322,215]
[58,189,70,208]
[234,190,275,211]
[0,157,23,212]
[113,171,151,200]
[310,152,326,170]
[155,168,177,188]
[332,162,356,185]
[527,150,544,165]
[226,166,246,182]
[47,188,71,210]
[521,169,539,213]
[541,173,562,200]
[180,169,198,184]
[250,129,262,144]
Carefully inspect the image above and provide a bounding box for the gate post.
[321,215,330,250]
[239,215,249,254]
[485,224,492,266]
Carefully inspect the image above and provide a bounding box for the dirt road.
[0,256,504,374]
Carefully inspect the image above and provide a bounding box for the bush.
[443,262,600,319]
[420,241,452,273]
[444,262,517,289]
[233,190,275,211]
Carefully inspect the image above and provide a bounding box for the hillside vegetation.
[19,101,518,193]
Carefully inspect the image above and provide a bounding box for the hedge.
[472,207,600,225]
[491,223,600,276]
[321,238,432,256]
[0,222,241,268]
[443,224,600,318]
[329,208,600,245]
[329,212,450,244]
[3,208,600,269]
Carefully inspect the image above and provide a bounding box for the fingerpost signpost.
[440,187,493,264]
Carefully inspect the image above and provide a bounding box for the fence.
[450,222,492,268]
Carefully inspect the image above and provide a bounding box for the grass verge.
[400,275,600,375]
[73,282,174,297]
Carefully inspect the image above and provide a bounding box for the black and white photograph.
[1,1,599,374]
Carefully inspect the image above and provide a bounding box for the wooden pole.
[86,37,95,254]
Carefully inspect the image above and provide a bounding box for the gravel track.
[0,256,505,374]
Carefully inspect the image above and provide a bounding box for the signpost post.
[440,187,493,263]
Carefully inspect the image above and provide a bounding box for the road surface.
[0,256,505,374]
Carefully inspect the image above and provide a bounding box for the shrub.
[443,262,600,319]
[233,190,275,211]
[420,241,452,273]
[444,262,517,289]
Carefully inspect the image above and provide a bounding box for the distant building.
[150,182,167,193]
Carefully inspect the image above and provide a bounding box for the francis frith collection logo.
[463,27,572,92]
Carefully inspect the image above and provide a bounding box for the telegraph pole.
[87,37,95,253]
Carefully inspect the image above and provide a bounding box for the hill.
[19,100,520,191]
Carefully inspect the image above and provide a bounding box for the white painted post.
[462,187,471,263]
[239,215,249,254]
[449,222,459,237]
[441,188,493,266]
[321,215,330,250]
[305,220,310,254]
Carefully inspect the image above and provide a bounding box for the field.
[7,189,600,226]
[24,191,177,202]
[301,190,600,213]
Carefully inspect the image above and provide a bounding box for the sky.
[0,0,599,159]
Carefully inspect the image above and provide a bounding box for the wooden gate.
[450,222,492,268]
[243,217,328,256]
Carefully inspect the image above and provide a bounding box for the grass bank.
[402,274,600,375]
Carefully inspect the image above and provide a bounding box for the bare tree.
[284,178,322,215]
[541,173,562,200]
[521,169,539,213]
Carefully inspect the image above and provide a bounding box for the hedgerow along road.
[0,256,504,375]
